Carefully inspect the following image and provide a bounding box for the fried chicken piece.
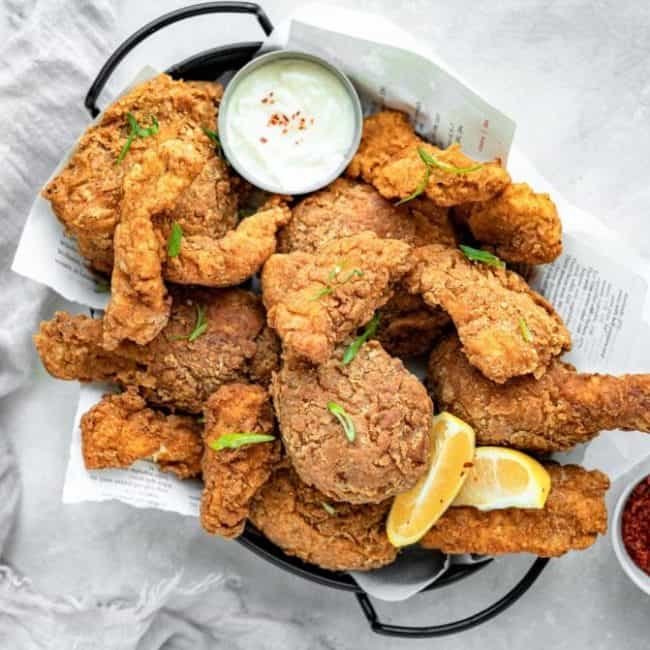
[34,287,279,413]
[81,388,202,478]
[347,110,510,207]
[272,341,431,504]
[103,142,205,349]
[375,290,451,358]
[43,74,224,273]
[277,179,453,358]
[429,334,650,452]
[278,178,455,253]
[406,244,571,383]
[249,467,397,571]
[164,204,291,286]
[262,233,412,365]
[420,464,609,556]
[201,384,280,539]
[455,183,562,265]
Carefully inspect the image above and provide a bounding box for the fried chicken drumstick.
[201,384,280,539]
[429,334,650,452]
[80,388,203,478]
[34,288,279,413]
[347,110,510,207]
[421,464,609,556]
[249,467,396,571]
[406,244,571,383]
[272,341,431,504]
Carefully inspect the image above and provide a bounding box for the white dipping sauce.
[224,58,357,193]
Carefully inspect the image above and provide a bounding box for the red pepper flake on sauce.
[622,475,650,576]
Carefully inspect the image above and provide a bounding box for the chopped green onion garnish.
[343,312,381,365]
[321,502,337,516]
[167,221,183,258]
[197,415,205,424]
[188,304,208,342]
[418,146,483,174]
[339,268,364,283]
[202,126,220,146]
[327,401,356,443]
[116,112,159,164]
[310,286,334,301]
[209,432,275,451]
[395,165,431,206]
[460,245,505,269]
[519,318,533,342]
[311,263,364,301]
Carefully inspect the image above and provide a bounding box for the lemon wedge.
[452,446,551,511]
[387,412,475,547]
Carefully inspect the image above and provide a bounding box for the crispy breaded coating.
[103,142,205,349]
[420,464,609,557]
[455,183,562,264]
[249,467,397,571]
[43,74,224,272]
[347,110,510,207]
[375,290,450,358]
[272,341,431,504]
[34,288,279,413]
[165,205,291,286]
[81,388,203,478]
[406,244,571,383]
[278,178,455,253]
[262,232,412,365]
[201,384,280,539]
[429,335,650,452]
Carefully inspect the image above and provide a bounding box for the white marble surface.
[3,1,650,648]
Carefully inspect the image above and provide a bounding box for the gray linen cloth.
[0,2,316,648]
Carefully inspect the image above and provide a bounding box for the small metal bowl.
[611,467,650,595]
[218,49,363,195]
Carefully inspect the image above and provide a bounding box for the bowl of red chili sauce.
[612,469,650,595]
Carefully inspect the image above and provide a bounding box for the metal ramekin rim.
[218,49,363,195]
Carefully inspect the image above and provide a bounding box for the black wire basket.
[84,2,549,638]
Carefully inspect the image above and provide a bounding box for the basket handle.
[84,1,273,117]
[356,557,549,638]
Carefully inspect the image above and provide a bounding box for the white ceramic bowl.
[611,467,650,595]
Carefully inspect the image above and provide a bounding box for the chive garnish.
[169,304,208,342]
[202,126,225,159]
[417,147,483,175]
[327,401,356,442]
[310,263,364,301]
[519,318,533,342]
[167,221,183,258]
[209,432,275,451]
[116,112,159,164]
[343,312,381,365]
[321,502,337,516]
[396,146,483,205]
[460,244,505,269]
[93,278,110,293]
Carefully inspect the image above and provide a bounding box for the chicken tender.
[201,384,280,539]
[165,204,291,286]
[278,178,455,253]
[43,74,226,273]
[429,335,650,452]
[420,464,609,556]
[81,388,202,478]
[262,232,412,365]
[347,110,510,207]
[249,467,397,571]
[34,288,279,413]
[272,341,431,504]
[103,142,204,349]
[455,183,562,265]
[406,244,571,383]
